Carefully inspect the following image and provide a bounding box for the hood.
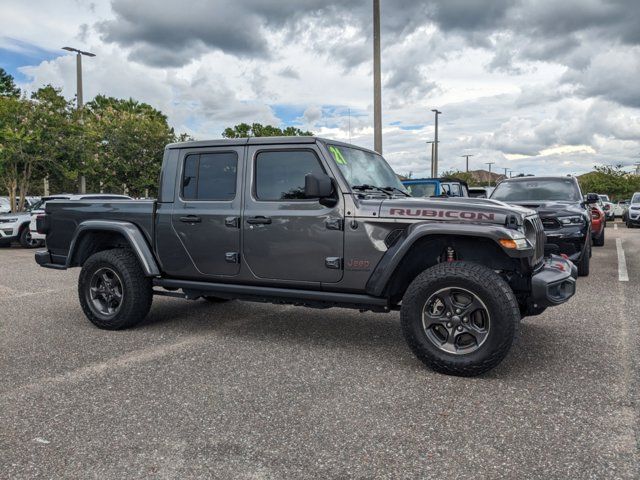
[370,196,535,225]
[0,211,30,220]
[504,200,583,217]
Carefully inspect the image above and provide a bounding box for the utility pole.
[486,162,495,187]
[461,154,473,172]
[427,141,437,177]
[63,46,95,194]
[503,167,509,178]
[431,109,442,177]
[373,0,382,154]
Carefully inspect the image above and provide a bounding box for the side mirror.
[586,193,599,204]
[304,172,333,198]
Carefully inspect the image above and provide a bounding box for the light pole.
[461,154,473,173]
[427,141,438,177]
[431,109,442,177]
[373,0,382,154]
[485,162,495,187]
[503,167,509,178]
[63,46,95,193]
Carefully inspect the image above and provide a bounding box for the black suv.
[491,176,596,276]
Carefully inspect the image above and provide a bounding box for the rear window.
[491,179,581,202]
[406,183,437,197]
[182,152,238,201]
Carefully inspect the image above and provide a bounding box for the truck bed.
[44,199,156,259]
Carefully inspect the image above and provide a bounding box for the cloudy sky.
[2,0,639,177]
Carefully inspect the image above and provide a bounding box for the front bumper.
[0,223,20,243]
[544,226,588,262]
[530,255,577,308]
[628,210,640,224]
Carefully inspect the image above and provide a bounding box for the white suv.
[0,211,42,248]
[626,192,640,228]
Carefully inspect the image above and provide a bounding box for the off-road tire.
[593,228,605,247]
[203,296,230,303]
[578,242,590,276]
[400,262,520,377]
[78,249,152,330]
[19,227,40,248]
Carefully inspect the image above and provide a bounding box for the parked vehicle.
[597,195,615,221]
[490,176,595,276]
[589,201,605,247]
[29,194,132,242]
[36,137,576,377]
[468,186,495,198]
[615,200,630,218]
[402,178,469,198]
[0,197,10,214]
[626,192,640,228]
[0,211,42,248]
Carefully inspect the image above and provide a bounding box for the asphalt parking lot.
[1,223,638,479]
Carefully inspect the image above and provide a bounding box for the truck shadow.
[139,297,544,378]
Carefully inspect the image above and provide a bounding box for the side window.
[182,152,238,201]
[441,184,451,195]
[449,184,461,197]
[255,150,324,201]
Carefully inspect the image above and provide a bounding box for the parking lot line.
[614,223,618,230]
[616,238,629,281]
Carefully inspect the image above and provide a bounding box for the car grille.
[540,217,561,229]
[524,215,545,265]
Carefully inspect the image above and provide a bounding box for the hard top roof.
[165,136,379,155]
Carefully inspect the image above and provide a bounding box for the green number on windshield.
[329,146,347,165]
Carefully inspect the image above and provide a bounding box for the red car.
[590,203,605,246]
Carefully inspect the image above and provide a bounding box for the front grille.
[540,217,561,229]
[524,215,545,265]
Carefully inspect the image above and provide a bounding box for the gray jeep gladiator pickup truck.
[36,137,576,376]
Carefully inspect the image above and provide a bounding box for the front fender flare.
[67,220,160,276]
[365,222,532,297]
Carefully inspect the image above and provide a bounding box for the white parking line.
[614,223,618,230]
[616,238,629,282]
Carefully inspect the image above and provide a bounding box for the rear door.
[171,147,243,277]
[242,144,344,284]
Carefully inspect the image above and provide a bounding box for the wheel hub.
[422,287,491,355]
[87,267,124,319]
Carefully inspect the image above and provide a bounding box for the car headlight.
[558,216,585,225]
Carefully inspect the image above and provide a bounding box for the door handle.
[180,215,201,223]
[246,216,272,225]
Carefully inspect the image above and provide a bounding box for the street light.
[431,109,442,177]
[485,162,495,187]
[461,154,473,173]
[372,0,382,154]
[427,141,439,177]
[62,47,95,108]
[63,47,95,194]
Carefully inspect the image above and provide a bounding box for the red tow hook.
[560,254,569,260]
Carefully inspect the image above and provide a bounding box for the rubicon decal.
[388,208,496,221]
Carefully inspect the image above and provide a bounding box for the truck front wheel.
[78,249,152,330]
[400,262,520,377]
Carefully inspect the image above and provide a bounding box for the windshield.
[632,193,640,204]
[326,144,407,193]
[0,198,9,206]
[598,195,610,202]
[405,183,437,197]
[491,179,581,202]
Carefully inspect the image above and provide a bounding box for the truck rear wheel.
[78,249,152,330]
[400,262,519,377]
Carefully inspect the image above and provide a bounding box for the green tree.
[578,165,640,201]
[0,68,21,98]
[222,122,312,138]
[83,95,176,197]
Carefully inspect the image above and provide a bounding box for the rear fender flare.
[67,220,160,276]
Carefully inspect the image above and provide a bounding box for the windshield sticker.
[328,146,347,165]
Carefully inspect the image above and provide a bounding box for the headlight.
[499,237,530,250]
[558,216,585,225]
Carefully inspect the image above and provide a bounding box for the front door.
[171,146,243,277]
[242,145,344,284]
